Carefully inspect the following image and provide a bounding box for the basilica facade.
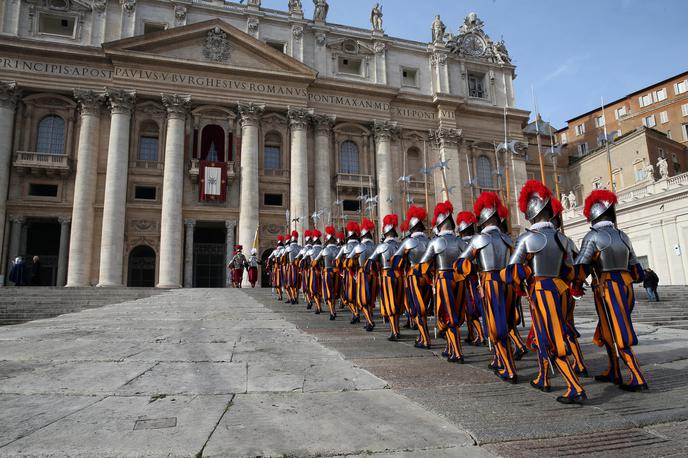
[0,0,529,287]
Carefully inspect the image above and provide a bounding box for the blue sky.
[257,0,686,128]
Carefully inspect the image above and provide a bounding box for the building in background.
[0,1,530,288]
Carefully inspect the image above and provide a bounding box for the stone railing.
[132,160,163,170]
[188,159,236,184]
[335,173,375,189]
[13,151,71,176]
[260,168,290,178]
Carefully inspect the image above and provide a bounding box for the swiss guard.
[456,211,486,346]
[283,231,301,304]
[420,201,467,363]
[458,192,517,383]
[369,214,403,341]
[313,226,340,320]
[506,180,586,404]
[392,205,432,349]
[247,248,260,288]
[351,219,378,331]
[268,236,285,300]
[574,190,648,392]
[336,222,361,323]
[297,231,314,309]
[229,245,248,288]
[306,229,324,314]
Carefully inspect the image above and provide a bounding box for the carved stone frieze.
[202,27,230,63]
[292,25,304,40]
[429,127,462,148]
[130,219,159,233]
[174,5,187,24]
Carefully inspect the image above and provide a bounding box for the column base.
[156,283,181,289]
[96,282,123,288]
[65,282,90,288]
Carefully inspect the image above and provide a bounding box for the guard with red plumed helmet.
[296,230,315,309]
[313,226,340,320]
[267,236,286,300]
[573,189,648,392]
[369,214,403,340]
[455,211,487,347]
[335,221,361,323]
[391,205,433,349]
[506,180,586,404]
[304,229,324,315]
[457,192,518,383]
[282,230,302,304]
[349,219,378,331]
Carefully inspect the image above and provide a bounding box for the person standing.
[282,231,302,304]
[9,256,27,287]
[313,226,340,320]
[456,211,486,347]
[336,222,361,324]
[30,256,42,286]
[247,249,260,288]
[369,214,403,340]
[350,219,378,331]
[643,268,659,302]
[305,229,324,314]
[229,246,248,288]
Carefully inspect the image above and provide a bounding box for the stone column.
[237,102,264,261]
[0,81,20,285]
[67,90,105,287]
[312,114,335,229]
[157,94,190,288]
[183,219,195,288]
[7,216,23,271]
[373,120,398,219]
[225,220,236,288]
[98,89,136,287]
[431,127,463,203]
[288,107,312,238]
[56,217,71,287]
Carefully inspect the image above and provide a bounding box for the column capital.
[121,0,136,15]
[9,215,25,224]
[184,219,196,228]
[0,81,21,110]
[288,106,313,130]
[74,89,106,116]
[373,120,399,143]
[237,102,265,127]
[58,217,72,225]
[162,93,191,120]
[225,219,237,229]
[312,113,336,135]
[429,127,462,148]
[106,88,136,115]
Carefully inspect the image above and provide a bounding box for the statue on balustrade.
[657,156,669,180]
[313,0,329,21]
[568,190,577,209]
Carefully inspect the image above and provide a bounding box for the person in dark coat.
[9,256,27,286]
[643,268,660,302]
[30,256,42,286]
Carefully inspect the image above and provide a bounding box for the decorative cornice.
[373,120,399,142]
[312,114,336,135]
[237,102,265,127]
[174,5,187,24]
[106,89,136,115]
[288,106,313,130]
[162,93,191,120]
[0,81,21,110]
[73,89,105,116]
[292,25,304,40]
[120,0,136,15]
[430,127,462,147]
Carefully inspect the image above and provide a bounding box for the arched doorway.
[260,249,273,288]
[128,245,156,287]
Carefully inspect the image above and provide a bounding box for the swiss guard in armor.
[457,192,517,383]
[369,214,403,340]
[506,180,586,403]
[392,205,432,349]
[282,231,302,304]
[349,219,378,331]
[268,236,285,300]
[313,226,340,320]
[336,222,361,324]
[306,230,324,314]
[247,248,261,288]
[573,190,648,392]
[419,201,467,363]
[297,231,314,309]
[229,245,248,288]
[551,198,588,376]
[456,211,486,346]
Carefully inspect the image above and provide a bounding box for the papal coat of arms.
[202,27,230,63]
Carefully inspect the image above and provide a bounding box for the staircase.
[0,287,165,326]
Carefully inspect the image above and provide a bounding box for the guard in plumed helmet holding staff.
[369,214,403,341]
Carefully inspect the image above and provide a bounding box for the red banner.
[199,161,227,202]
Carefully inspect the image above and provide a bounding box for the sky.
[257,0,686,128]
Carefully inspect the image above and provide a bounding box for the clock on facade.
[461,33,486,57]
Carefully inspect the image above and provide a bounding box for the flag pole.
[423,139,430,211]
[601,96,614,191]
[532,86,546,183]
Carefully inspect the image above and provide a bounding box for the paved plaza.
[1,288,687,457]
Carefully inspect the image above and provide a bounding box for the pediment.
[326,38,375,56]
[102,19,317,80]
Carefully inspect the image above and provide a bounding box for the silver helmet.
[477,205,497,226]
[588,200,615,223]
[525,193,551,222]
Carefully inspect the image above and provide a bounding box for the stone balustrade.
[13,151,71,176]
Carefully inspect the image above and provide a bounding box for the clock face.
[462,34,486,57]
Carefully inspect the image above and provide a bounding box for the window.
[468,73,487,98]
[675,80,688,95]
[667,130,672,139]
[594,116,605,128]
[38,13,76,37]
[672,153,681,173]
[343,199,360,212]
[577,142,588,156]
[639,93,653,108]
[655,88,667,102]
[401,68,418,87]
[476,155,493,188]
[138,136,158,161]
[683,124,688,141]
[263,132,282,171]
[266,41,286,53]
[263,193,283,206]
[36,115,65,155]
[143,22,166,34]
[338,57,362,76]
[660,111,669,124]
[134,186,156,200]
[642,115,656,128]
[575,124,585,136]
[682,104,688,117]
[615,106,627,119]
[560,132,568,144]
[340,141,360,174]
[659,148,665,157]
[28,183,58,197]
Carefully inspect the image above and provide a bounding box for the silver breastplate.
[357,240,376,265]
[408,234,430,267]
[529,228,566,277]
[377,239,401,269]
[435,234,465,271]
[309,245,323,264]
[321,245,338,268]
[287,244,301,263]
[597,227,631,271]
[477,232,511,271]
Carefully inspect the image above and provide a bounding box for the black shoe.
[329,315,336,321]
[530,380,551,392]
[575,368,589,378]
[350,317,357,324]
[365,324,374,332]
[557,392,586,404]
[619,383,649,392]
[500,374,518,384]
[306,303,313,310]
[595,373,621,385]
[314,309,321,315]
[387,334,399,342]
[414,342,427,349]
[514,348,528,361]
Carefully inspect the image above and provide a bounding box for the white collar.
[593,221,615,229]
[530,221,555,231]
[439,230,454,235]
[385,236,400,242]
[411,231,425,238]
[481,225,500,234]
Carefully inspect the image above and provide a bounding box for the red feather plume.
[551,198,563,216]
[518,180,552,215]
[277,235,285,242]
[583,190,618,220]
[304,230,313,238]
[346,221,361,234]
[400,220,409,232]
[473,192,501,218]
[406,205,428,222]
[336,231,345,240]
[456,211,476,226]
[383,214,399,228]
[312,229,322,238]
[325,226,336,236]
[498,204,508,220]
[433,201,454,225]
[361,219,375,232]
[291,230,299,238]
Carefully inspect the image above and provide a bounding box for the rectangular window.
[655,88,667,102]
[138,136,159,161]
[575,124,585,136]
[343,199,360,212]
[338,57,362,76]
[683,124,688,141]
[468,73,487,98]
[263,193,283,207]
[674,80,688,95]
[639,93,653,107]
[642,115,656,128]
[401,68,419,87]
[594,116,605,128]
[577,142,588,156]
[38,14,76,37]
[667,130,672,139]
[682,104,688,117]
[560,132,568,144]
[263,145,281,170]
[660,111,669,124]
[615,106,627,119]
[266,41,286,53]
[28,183,58,197]
[134,186,156,200]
